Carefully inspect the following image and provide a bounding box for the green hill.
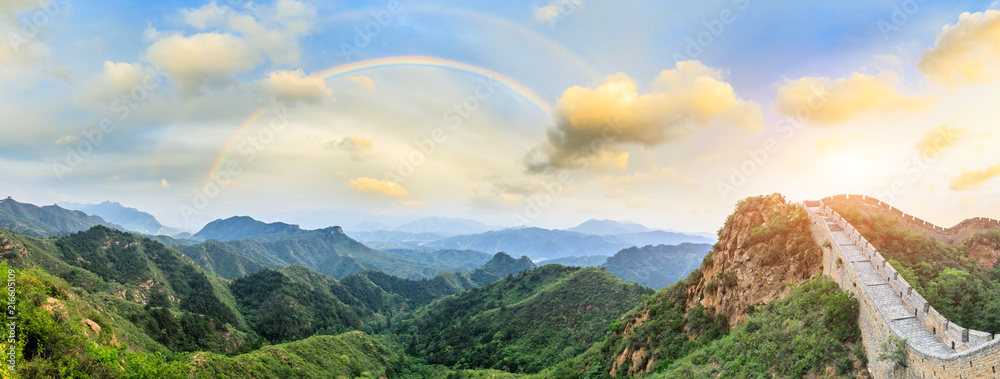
[0,197,123,237]
[601,243,712,289]
[397,264,653,373]
[193,216,308,242]
[180,227,476,280]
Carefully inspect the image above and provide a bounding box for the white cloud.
[146,33,259,92]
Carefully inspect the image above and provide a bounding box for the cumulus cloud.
[146,33,259,92]
[147,0,316,92]
[914,125,965,158]
[348,177,409,197]
[326,135,373,162]
[76,61,151,103]
[950,163,1000,190]
[160,178,170,187]
[917,10,1000,86]
[525,61,763,172]
[257,70,332,102]
[181,0,316,65]
[349,75,375,91]
[534,0,581,21]
[775,71,933,125]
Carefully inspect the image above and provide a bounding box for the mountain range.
[0,197,124,237]
[60,201,188,236]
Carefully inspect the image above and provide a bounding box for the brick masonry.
[805,196,1000,378]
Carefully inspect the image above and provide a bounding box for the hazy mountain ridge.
[60,200,187,236]
[0,197,125,237]
[601,243,713,289]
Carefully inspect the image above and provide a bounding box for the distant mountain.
[180,224,484,280]
[60,201,186,236]
[348,230,445,245]
[613,230,715,247]
[342,251,536,310]
[379,248,492,273]
[0,198,124,237]
[540,255,609,267]
[394,216,498,235]
[348,221,394,232]
[565,219,652,235]
[193,216,307,242]
[602,243,713,289]
[423,227,632,259]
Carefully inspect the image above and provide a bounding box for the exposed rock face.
[686,194,822,324]
[966,234,1000,269]
[606,194,824,376]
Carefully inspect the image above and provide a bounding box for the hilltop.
[0,197,123,237]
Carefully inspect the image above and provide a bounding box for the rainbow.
[313,56,554,114]
[200,56,555,190]
[200,108,266,190]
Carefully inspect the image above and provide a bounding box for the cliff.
[604,194,824,376]
[686,193,823,324]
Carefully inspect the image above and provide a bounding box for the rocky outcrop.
[686,194,822,324]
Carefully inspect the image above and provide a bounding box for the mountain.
[601,243,712,289]
[348,221,395,232]
[341,251,537,310]
[554,194,861,378]
[193,216,307,242]
[60,201,186,236]
[394,216,498,235]
[348,230,446,244]
[565,218,651,235]
[612,230,715,247]
[396,264,653,373]
[0,197,124,237]
[177,239,270,279]
[539,255,609,267]
[379,248,492,273]
[230,265,390,343]
[424,227,631,259]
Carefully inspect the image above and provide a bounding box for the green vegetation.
[230,267,386,343]
[600,243,712,289]
[396,265,653,374]
[654,277,862,378]
[877,335,908,371]
[180,226,485,280]
[832,203,1000,333]
[0,198,122,238]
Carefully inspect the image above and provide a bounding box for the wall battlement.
[806,197,1000,378]
[820,194,1000,244]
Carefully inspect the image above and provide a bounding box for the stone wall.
[807,199,1000,378]
[821,194,1000,245]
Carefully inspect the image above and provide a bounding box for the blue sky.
[2,0,1000,232]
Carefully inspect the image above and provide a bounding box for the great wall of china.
[804,194,1000,378]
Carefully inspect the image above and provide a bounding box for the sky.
[2,0,1000,233]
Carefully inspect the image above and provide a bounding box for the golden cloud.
[257,69,332,102]
[918,10,1000,86]
[950,163,1000,191]
[525,61,763,172]
[146,33,259,92]
[914,125,965,158]
[348,177,409,197]
[775,72,933,125]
